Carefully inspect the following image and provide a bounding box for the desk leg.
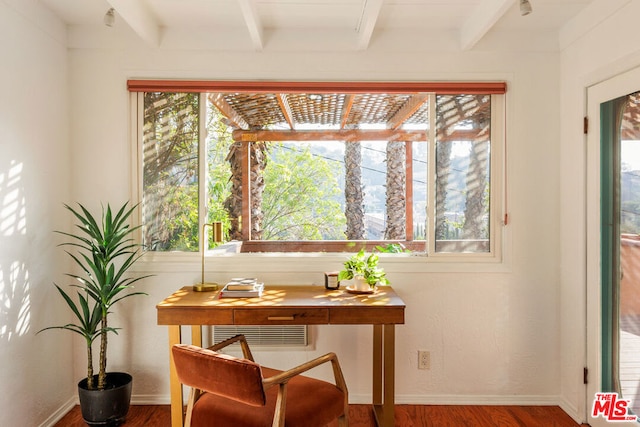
[373,325,383,406]
[168,326,202,427]
[372,324,395,427]
[168,325,183,427]
[191,325,203,347]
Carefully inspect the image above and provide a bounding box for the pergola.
[208,92,495,144]
[128,80,502,136]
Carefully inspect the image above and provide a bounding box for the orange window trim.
[127,80,506,94]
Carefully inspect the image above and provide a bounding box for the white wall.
[66,22,564,412]
[0,1,73,426]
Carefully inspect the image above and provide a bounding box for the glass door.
[593,91,640,424]
[616,92,640,416]
[586,66,640,427]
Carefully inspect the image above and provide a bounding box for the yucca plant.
[39,202,149,390]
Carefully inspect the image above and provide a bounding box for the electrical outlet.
[418,350,430,370]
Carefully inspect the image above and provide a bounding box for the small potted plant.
[338,249,390,292]
[39,202,149,425]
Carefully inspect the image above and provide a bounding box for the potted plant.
[338,249,390,292]
[38,202,149,425]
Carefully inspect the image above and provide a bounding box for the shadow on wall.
[0,159,31,344]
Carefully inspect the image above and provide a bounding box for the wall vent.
[213,325,308,347]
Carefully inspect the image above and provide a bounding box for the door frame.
[586,65,640,426]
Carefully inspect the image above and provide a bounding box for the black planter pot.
[78,372,132,426]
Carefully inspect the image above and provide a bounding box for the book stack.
[219,278,264,298]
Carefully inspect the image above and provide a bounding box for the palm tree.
[224,140,269,240]
[344,141,366,239]
[250,141,269,240]
[384,140,406,239]
[224,141,244,240]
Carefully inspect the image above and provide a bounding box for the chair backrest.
[172,344,267,407]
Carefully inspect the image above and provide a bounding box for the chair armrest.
[207,334,255,361]
[262,352,348,395]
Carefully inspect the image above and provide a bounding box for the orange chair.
[172,335,349,427]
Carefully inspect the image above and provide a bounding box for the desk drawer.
[234,308,329,325]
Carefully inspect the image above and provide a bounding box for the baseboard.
[131,394,172,405]
[349,393,563,406]
[559,396,585,425]
[131,392,577,409]
[37,397,77,427]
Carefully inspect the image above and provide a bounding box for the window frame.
[130,81,506,262]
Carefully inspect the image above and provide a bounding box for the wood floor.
[54,404,590,426]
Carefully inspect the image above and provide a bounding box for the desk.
[157,285,405,427]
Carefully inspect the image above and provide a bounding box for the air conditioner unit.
[212,325,308,347]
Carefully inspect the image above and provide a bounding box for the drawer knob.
[267,316,295,321]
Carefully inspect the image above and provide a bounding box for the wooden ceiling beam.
[355,0,383,50]
[387,94,429,129]
[107,0,161,46]
[238,0,264,50]
[208,93,250,129]
[459,0,513,51]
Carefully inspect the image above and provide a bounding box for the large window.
[131,81,505,256]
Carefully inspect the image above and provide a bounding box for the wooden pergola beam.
[232,128,485,142]
[341,94,355,129]
[277,94,295,129]
[387,94,429,129]
[208,93,250,129]
[232,129,428,142]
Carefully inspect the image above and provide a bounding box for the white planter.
[354,276,371,292]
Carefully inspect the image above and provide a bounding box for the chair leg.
[184,388,199,427]
[272,383,288,427]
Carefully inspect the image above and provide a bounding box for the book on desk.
[219,278,264,298]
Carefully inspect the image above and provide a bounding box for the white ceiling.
[38,0,595,51]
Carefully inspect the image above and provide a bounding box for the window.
[131,81,505,257]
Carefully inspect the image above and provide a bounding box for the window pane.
[262,141,345,240]
[142,93,199,251]
[362,141,387,239]
[252,140,425,243]
[435,94,491,253]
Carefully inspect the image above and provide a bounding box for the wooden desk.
[157,285,405,427]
